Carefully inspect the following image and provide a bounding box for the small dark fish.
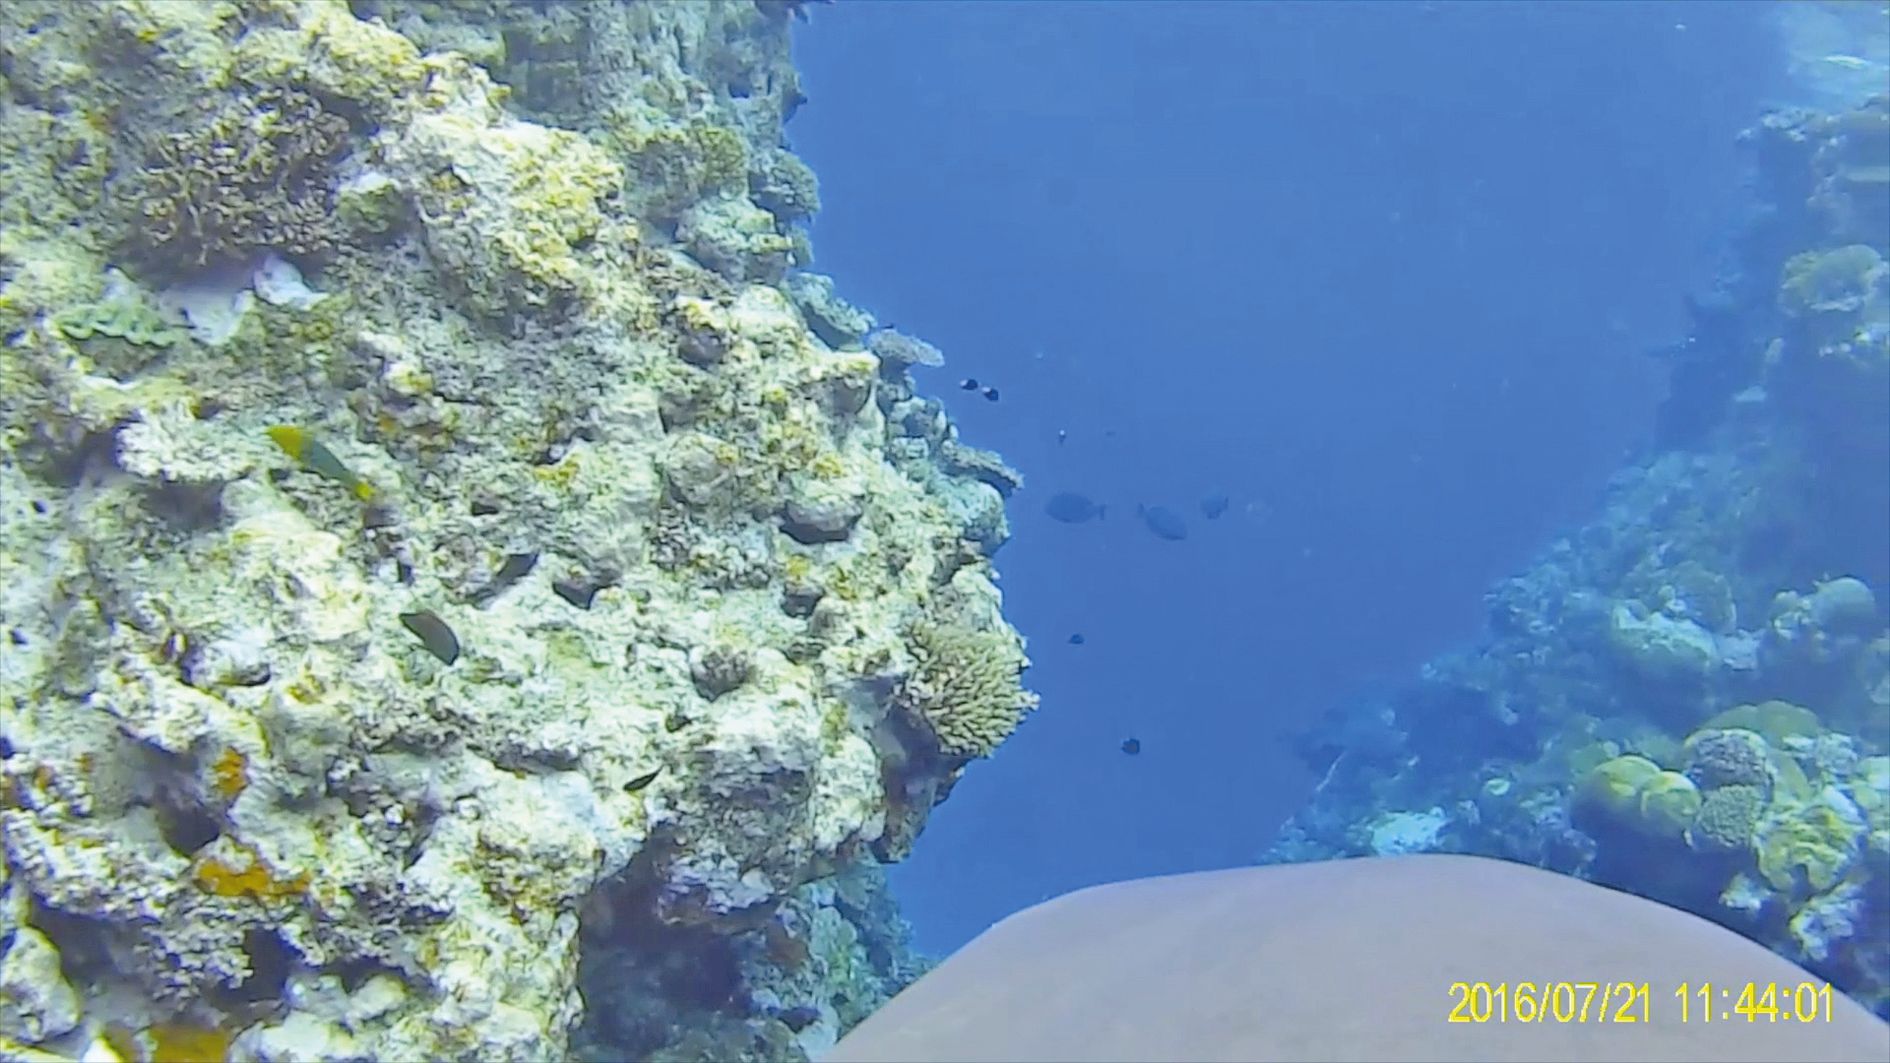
[1120,737,1141,755]
[475,552,539,604]
[1138,504,1188,541]
[399,610,460,665]
[960,378,981,391]
[1200,492,1230,520]
[982,387,1000,402]
[1056,429,1067,445]
[1068,633,1085,645]
[777,1005,822,1032]
[623,768,662,792]
[1044,491,1106,523]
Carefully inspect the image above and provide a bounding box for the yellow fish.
[266,425,376,502]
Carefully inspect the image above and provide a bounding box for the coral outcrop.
[1267,94,1890,1019]
[0,2,1030,1060]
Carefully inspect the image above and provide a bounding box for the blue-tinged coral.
[1264,93,1890,1020]
[1685,728,1775,790]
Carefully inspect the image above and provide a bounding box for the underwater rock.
[0,927,82,1044]
[1258,98,1890,1022]
[781,478,865,543]
[0,3,1026,1060]
[788,272,874,349]
[867,327,946,369]
[1364,807,1449,856]
[1606,601,1721,681]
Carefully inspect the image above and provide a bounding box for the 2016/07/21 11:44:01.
[1676,982,1835,1022]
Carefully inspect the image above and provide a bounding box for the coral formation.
[899,617,1041,760]
[125,86,352,273]
[0,2,1028,1060]
[1266,93,1890,1019]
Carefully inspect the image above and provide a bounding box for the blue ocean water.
[794,0,1795,957]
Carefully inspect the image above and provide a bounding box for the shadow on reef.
[571,857,931,1063]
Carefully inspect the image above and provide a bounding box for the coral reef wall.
[1267,96,1890,1016]
[0,2,1029,1060]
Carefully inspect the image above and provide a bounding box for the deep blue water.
[790,0,1781,955]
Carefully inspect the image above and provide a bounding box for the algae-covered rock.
[1780,244,1888,318]
[1606,600,1722,681]
[0,3,1025,1060]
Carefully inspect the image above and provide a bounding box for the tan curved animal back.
[827,854,1889,1062]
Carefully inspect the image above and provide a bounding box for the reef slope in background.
[1269,94,1890,1017]
[0,2,1032,1060]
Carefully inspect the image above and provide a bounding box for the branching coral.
[125,86,350,272]
[898,619,1038,759]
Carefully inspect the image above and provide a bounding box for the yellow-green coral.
[607,120,750,220]
[208,746,248,802]
[51,294,184,347]
[400,110,622,318]
[1697,701,1824,747]
[1573,754,1662,821]
[1757,799,1864,894]
[1636,771,1703,842]
[899,619,1038,759]
[1574,756,1704,842]
[1779,244,1886,315]
[103,1020,238,1063]
[193,841,309,902]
